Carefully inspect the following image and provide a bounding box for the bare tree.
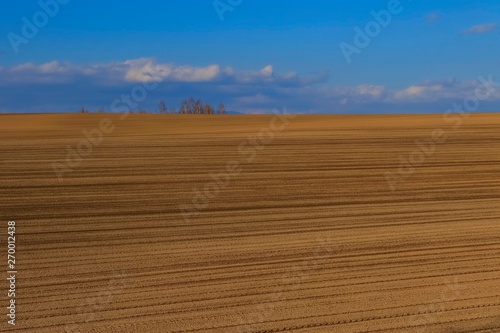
[178,99,226,115]
[217,103,226,115]
[186,98,196,114]
[195,99,204,114]
[79,107,89,114]
[159,100,167,114]
[97,106,105,113]
[204,103,214,115]
[180,99,188,114]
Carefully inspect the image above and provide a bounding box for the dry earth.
[0,113,499,332]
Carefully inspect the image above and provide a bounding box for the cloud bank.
[1,58,499,114]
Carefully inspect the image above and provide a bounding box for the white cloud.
[315,78,500,109]
[1,58,324,87]
[124,58,171,82]
[5,61,78,84]
[123,58,221,83]
[260,65,273,77]
[393,84,438,101]
[392,79,473,101]
[11,61,75,74]
[12,62,36,72]
[173,64,221,82]
[38,61,70,74]
[463,23,497,35]
[356,84,386,99]
[322,84,388,103]
[425,12,442,23]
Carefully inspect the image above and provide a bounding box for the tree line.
[79,98,226,115]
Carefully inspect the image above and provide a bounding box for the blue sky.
[0,0,499,113]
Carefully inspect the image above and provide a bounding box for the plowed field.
[0,113,499,332]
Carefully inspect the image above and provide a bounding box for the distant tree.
[186,98,196,114]
[204,103,214,115]
[217,103,226,115]
[159,100,167,114]
[177,99,226,115]
[180,99,188,114]
[97,106,105,113]
[195,99,204,114]
[79,107,89,114]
